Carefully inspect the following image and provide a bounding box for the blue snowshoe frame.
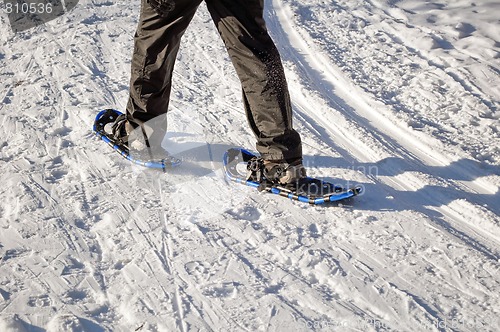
[93,109,181,170]
[223,148,362,204]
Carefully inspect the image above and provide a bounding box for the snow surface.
[0,0,499,331]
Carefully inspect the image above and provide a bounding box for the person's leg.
[205,0,302,162]
[125,0,202,140]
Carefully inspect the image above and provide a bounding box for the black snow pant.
[126,0,302,161]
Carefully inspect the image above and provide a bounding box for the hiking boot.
[103,112,148,151]
[247,157,307,187]
[264,158,307,186]
[95,109,180,167]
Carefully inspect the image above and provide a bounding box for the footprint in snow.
[46,314,84,332]
[27,294,51,307]
[226,205,261,221]
[184,260,207,276]
[201,282,239,298]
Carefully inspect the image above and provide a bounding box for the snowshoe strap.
[246,157,268,191]
[264,164,285,182]
[110,114,129,144]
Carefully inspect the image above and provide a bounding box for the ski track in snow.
[0,0,499,331]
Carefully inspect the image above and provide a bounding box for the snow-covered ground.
[0,0,498,331]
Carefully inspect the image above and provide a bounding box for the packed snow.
[0,0,498,331]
